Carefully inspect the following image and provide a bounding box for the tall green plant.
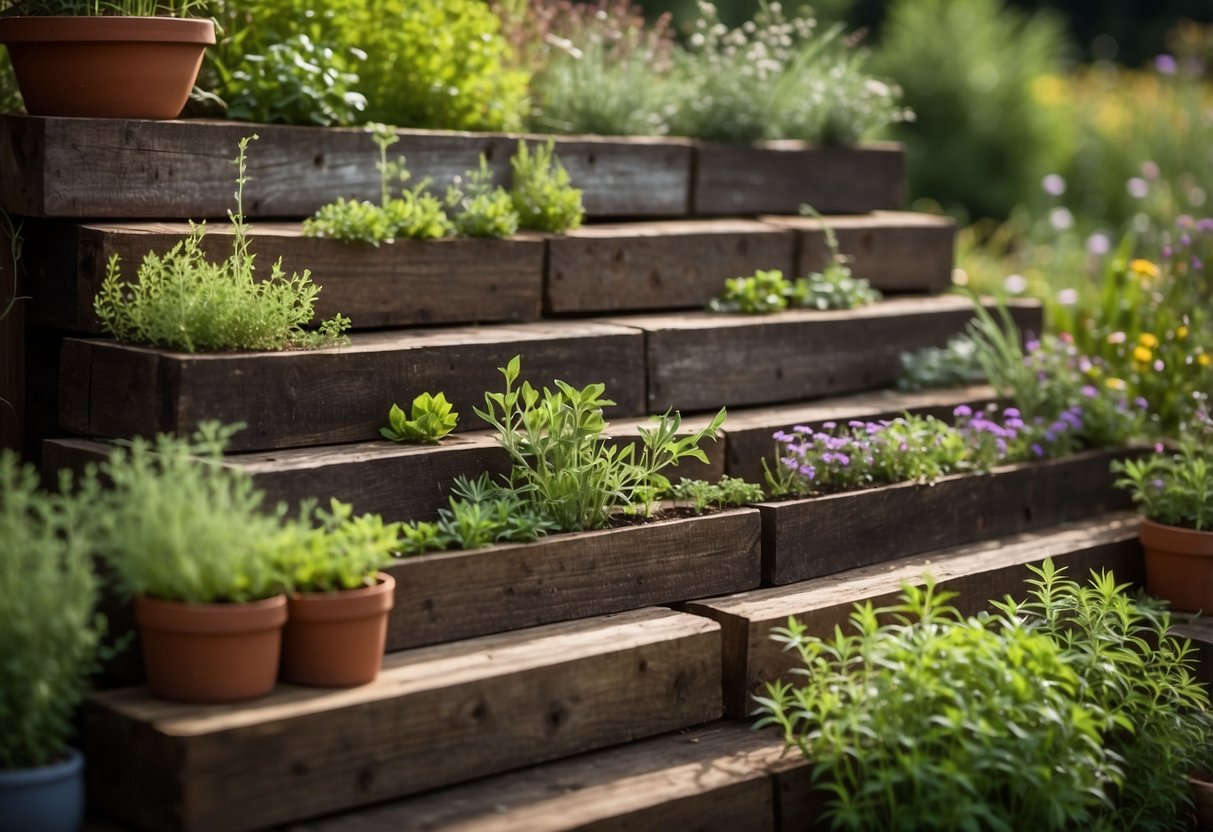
[0,454,106,769]
[474,355,726,531]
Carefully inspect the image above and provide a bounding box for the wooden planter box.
[601,296,1041,413]
[686,512,1144,717]
[23,221,545,331]
[758,447,1142,585]
[57,321,646,452]
[694,140,905,216]
[0,116,694,219]
[384,507,762,650]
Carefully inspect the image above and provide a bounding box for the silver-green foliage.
[475,355,726,531]
[898,335,987,391]
[95,423,289,604]
[0,454,106,769]
[509,141,584,233]
[755,577,1118,831]
[94,135,350,352]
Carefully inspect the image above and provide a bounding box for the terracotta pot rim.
[1140,516,1213,556]
[0,15,215,45]
[135,594,288,633]
[287,573,396,623]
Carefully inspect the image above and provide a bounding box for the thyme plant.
[95,135,350,352]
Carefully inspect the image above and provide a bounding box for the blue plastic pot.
[0,747,85,832]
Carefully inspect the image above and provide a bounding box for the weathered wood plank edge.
[683,512,1143,716]
[757,445,1144,585]
[85,607,725,831]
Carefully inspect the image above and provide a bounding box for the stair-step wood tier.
[1169,617,1213,688]
[600,296,1040,413]
[758,446,1142,585]
[0,116,904,220]
[42,387,991,522]
[283,721,808,832]
[693,141,904,216]
[25,213,955,333]
[57,321,646,452]
[85,608,724,832]
[685,513,1144,717]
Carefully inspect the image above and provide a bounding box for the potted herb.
[94,423,290,703]
[276,500,401,687]
[0,454,105,832]
[1112,418,1213,612]
[0,0,215,119]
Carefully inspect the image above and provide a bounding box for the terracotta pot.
[0,747,84,832]
[135,594,287,703]
[1141,517,1213,613]
[0,16,215,119]
[281,573,396,687]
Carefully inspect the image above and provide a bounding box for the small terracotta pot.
[0,16,215,119]
[1141,517,1213,613]
[281,573,396,687]
[135,594,287,703]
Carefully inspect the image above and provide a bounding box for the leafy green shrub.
[667,475,763,513]
[755,577,1116,831]
[997,560,1213,830]
[0,454,105,769]
[274,500,400,592]
[343,0,528,130]
[897,334,987,390]
[875,0,1070,220]
[303,124,452,245]
[510,141,585,233]
[708,269,792,313]
[95,135,350,352]
[380,392,459,444]
[94,423,289,604]
[221,34,367,127]
[1113,437,1213,530]
[708,268,879,314]
[475,355,726,531]
[445,157,520,238]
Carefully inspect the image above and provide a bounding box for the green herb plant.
[221,34,368,127]
[380,392,459,444]
[397,473,559,555]
[667,475,763,514]
[94,423,289,604]
[445,156,520,238]
[1113,437,1213,531]
[275,499,400,593]
[997,559,1213,830]
[755,576,1116,831]
[303,123,452,245]
[94,135,350,352]
[509,140,584,233]
[708,269,791,314]
[0,454,107,769]
[793,204,881,311]
[897,334,987,391]
[5,0,202,15]
[475,355,726,531]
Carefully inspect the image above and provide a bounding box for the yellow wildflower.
[1133,346,1153,364]
[1199,354,1212,367]
[1129,259,1160,280]
[1106,377,1127,391]
[1177,326,1189,340]
[1138,332,1158,349]
[1030,74,1067,107]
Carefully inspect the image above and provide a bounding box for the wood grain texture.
[0,223,22,452]
[722,385,997,483]
[84,608,724,832]
[24,221,544,332]
[386,508,761,650]
[0,117,692,219]
[287,722,804,832]
[600,296,1041,413]
[685,513,1144,716]
[761,211,956,294]
[694,142,905,216]
[43,412,723,521]
[545,220,794,314]
[759,446,1142,585]
[57,321,646,451]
